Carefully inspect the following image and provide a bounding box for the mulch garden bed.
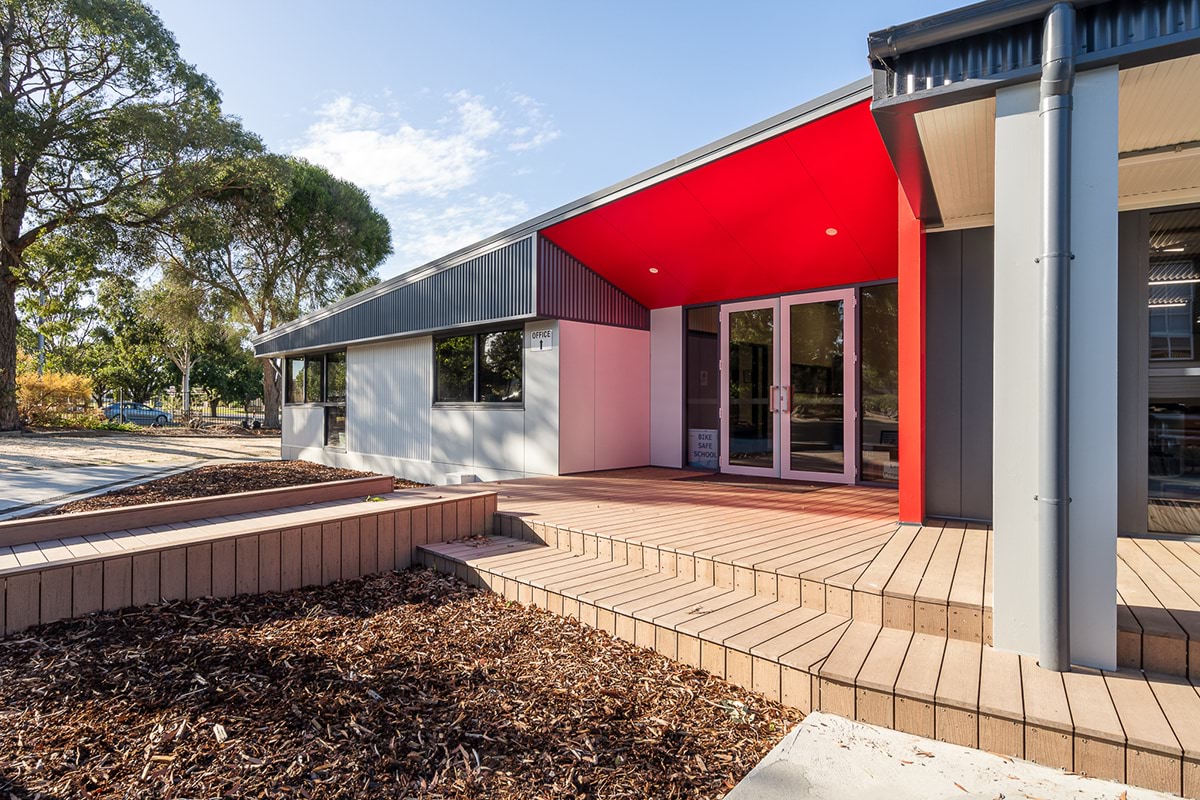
[46,461,428,515]
[0,569,800,799]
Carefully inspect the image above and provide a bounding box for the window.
[285,357,305,404]
[304,355,324,403]
[434,329,523,403]
[325,406,347,448]
[435,336,475,402]
[325,352,347,403]
[478,330,523,402]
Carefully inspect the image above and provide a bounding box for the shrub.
[17,372,94,426]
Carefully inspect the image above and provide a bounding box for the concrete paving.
[727,712,1172,800]
[0,433,280,519]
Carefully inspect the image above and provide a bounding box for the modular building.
[254,0,1200,671]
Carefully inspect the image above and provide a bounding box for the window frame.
[283,350,348,410]
[433,327,525,407]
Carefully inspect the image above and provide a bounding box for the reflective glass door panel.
[781,290,857,483]
[720,300,778,476]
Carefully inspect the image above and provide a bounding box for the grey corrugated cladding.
[537,237,650,330]
[254,237,535,355]
[872,0,1200,102]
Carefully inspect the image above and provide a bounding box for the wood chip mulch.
[46,461,428,515]
[0,569,800,799]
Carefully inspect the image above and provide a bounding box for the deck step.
[419,534,1200,799]
[492,509,1193,680]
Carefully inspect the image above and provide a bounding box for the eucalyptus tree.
[0,0,258,429]
[158,155,391,428]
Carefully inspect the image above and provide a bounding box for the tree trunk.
[0,270,19,431]
[262,358,280,429]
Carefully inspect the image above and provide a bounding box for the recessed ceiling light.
[825,227,838,236]
[648,267,659,274]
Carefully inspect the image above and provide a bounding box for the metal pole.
[1037,1,1076,672]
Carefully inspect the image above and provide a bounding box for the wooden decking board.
[1104,670,1184,795]
[947,529,987,611]
[1147,674,1200,760]
[934,638,982,711]
[914,523,966,606]
[655,589,761,633]
[977,646,1023,720]
[636,584,737,626]
[855,627,913,693]
[894,633,946,704]
[818,620,881,684]
[1122,544,1200,639]
[777,621,853,672]
[1019,657,1073,733]
[723,605,824,654]
[673,594,777,639]
[882,524,944,599]
[853,524,920,595]
[594,574,697,612]
[750,611,854,661]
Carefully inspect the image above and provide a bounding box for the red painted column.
[897,185,926,524]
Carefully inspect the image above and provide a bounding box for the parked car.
[102,402,173,426]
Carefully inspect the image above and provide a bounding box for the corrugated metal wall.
[926,227,994,522]
[537,236,650,330]
[347,337,432,461]
[257,237,536,355]
[878,0,1200,100]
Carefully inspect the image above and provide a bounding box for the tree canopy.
[0,0,260,429]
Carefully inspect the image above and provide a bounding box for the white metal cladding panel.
[256,238,535,355]
[283,405,325,450]
[649,307,684,468]
[537,236,650,330]
[346,338,432,461]
[523,320,560,476]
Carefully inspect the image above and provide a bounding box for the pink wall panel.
[594,326,651,470]
[557,321,651,474]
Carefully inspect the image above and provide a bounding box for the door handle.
[769,385,778,412]
[782,385,792,414]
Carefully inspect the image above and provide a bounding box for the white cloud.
[383,193,530,271]
[292,90,559,278]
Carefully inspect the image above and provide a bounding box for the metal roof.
[252,78,871,354]
[868,0,1200,225]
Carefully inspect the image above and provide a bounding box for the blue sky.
[151,1,958,280]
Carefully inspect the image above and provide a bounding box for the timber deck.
[416,469,1200,797]
[0,487,495,636]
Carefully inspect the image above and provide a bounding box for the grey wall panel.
[959,227,995,520]
[926,227,995,521]
[537,236,650,330]
[1118,211,1150,534]
[256,238,536,355]
[926,231,964,518]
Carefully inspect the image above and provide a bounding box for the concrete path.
[0,433,280,519]
[727,712,1172,800]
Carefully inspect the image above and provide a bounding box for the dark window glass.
[435,336,475,402]
[860,284,899,484]
[478,330,522,402]
[325,406,347,448]
[325,352,347,403]
[686,306,719,468]
[285,357,305,404]
[304,355,324,402]
[1147,208,1200,534]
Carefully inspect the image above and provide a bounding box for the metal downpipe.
[1037,2,1075,673]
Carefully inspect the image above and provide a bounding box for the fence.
[100,392,270,429]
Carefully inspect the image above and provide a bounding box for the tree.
[191,333,260,416]
[94,276,174,402]
[141,275,213,414]
[0,0,259,429]
[158,155,391,427]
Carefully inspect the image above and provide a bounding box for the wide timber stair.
[418,503,1200,798]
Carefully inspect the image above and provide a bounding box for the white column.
[650,306,684,468]
[992,66,1119,669]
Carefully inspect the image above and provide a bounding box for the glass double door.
[719,289,857,482]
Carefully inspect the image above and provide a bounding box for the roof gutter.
[867,0,1101,61]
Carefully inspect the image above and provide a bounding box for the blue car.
[103,402,173,426]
